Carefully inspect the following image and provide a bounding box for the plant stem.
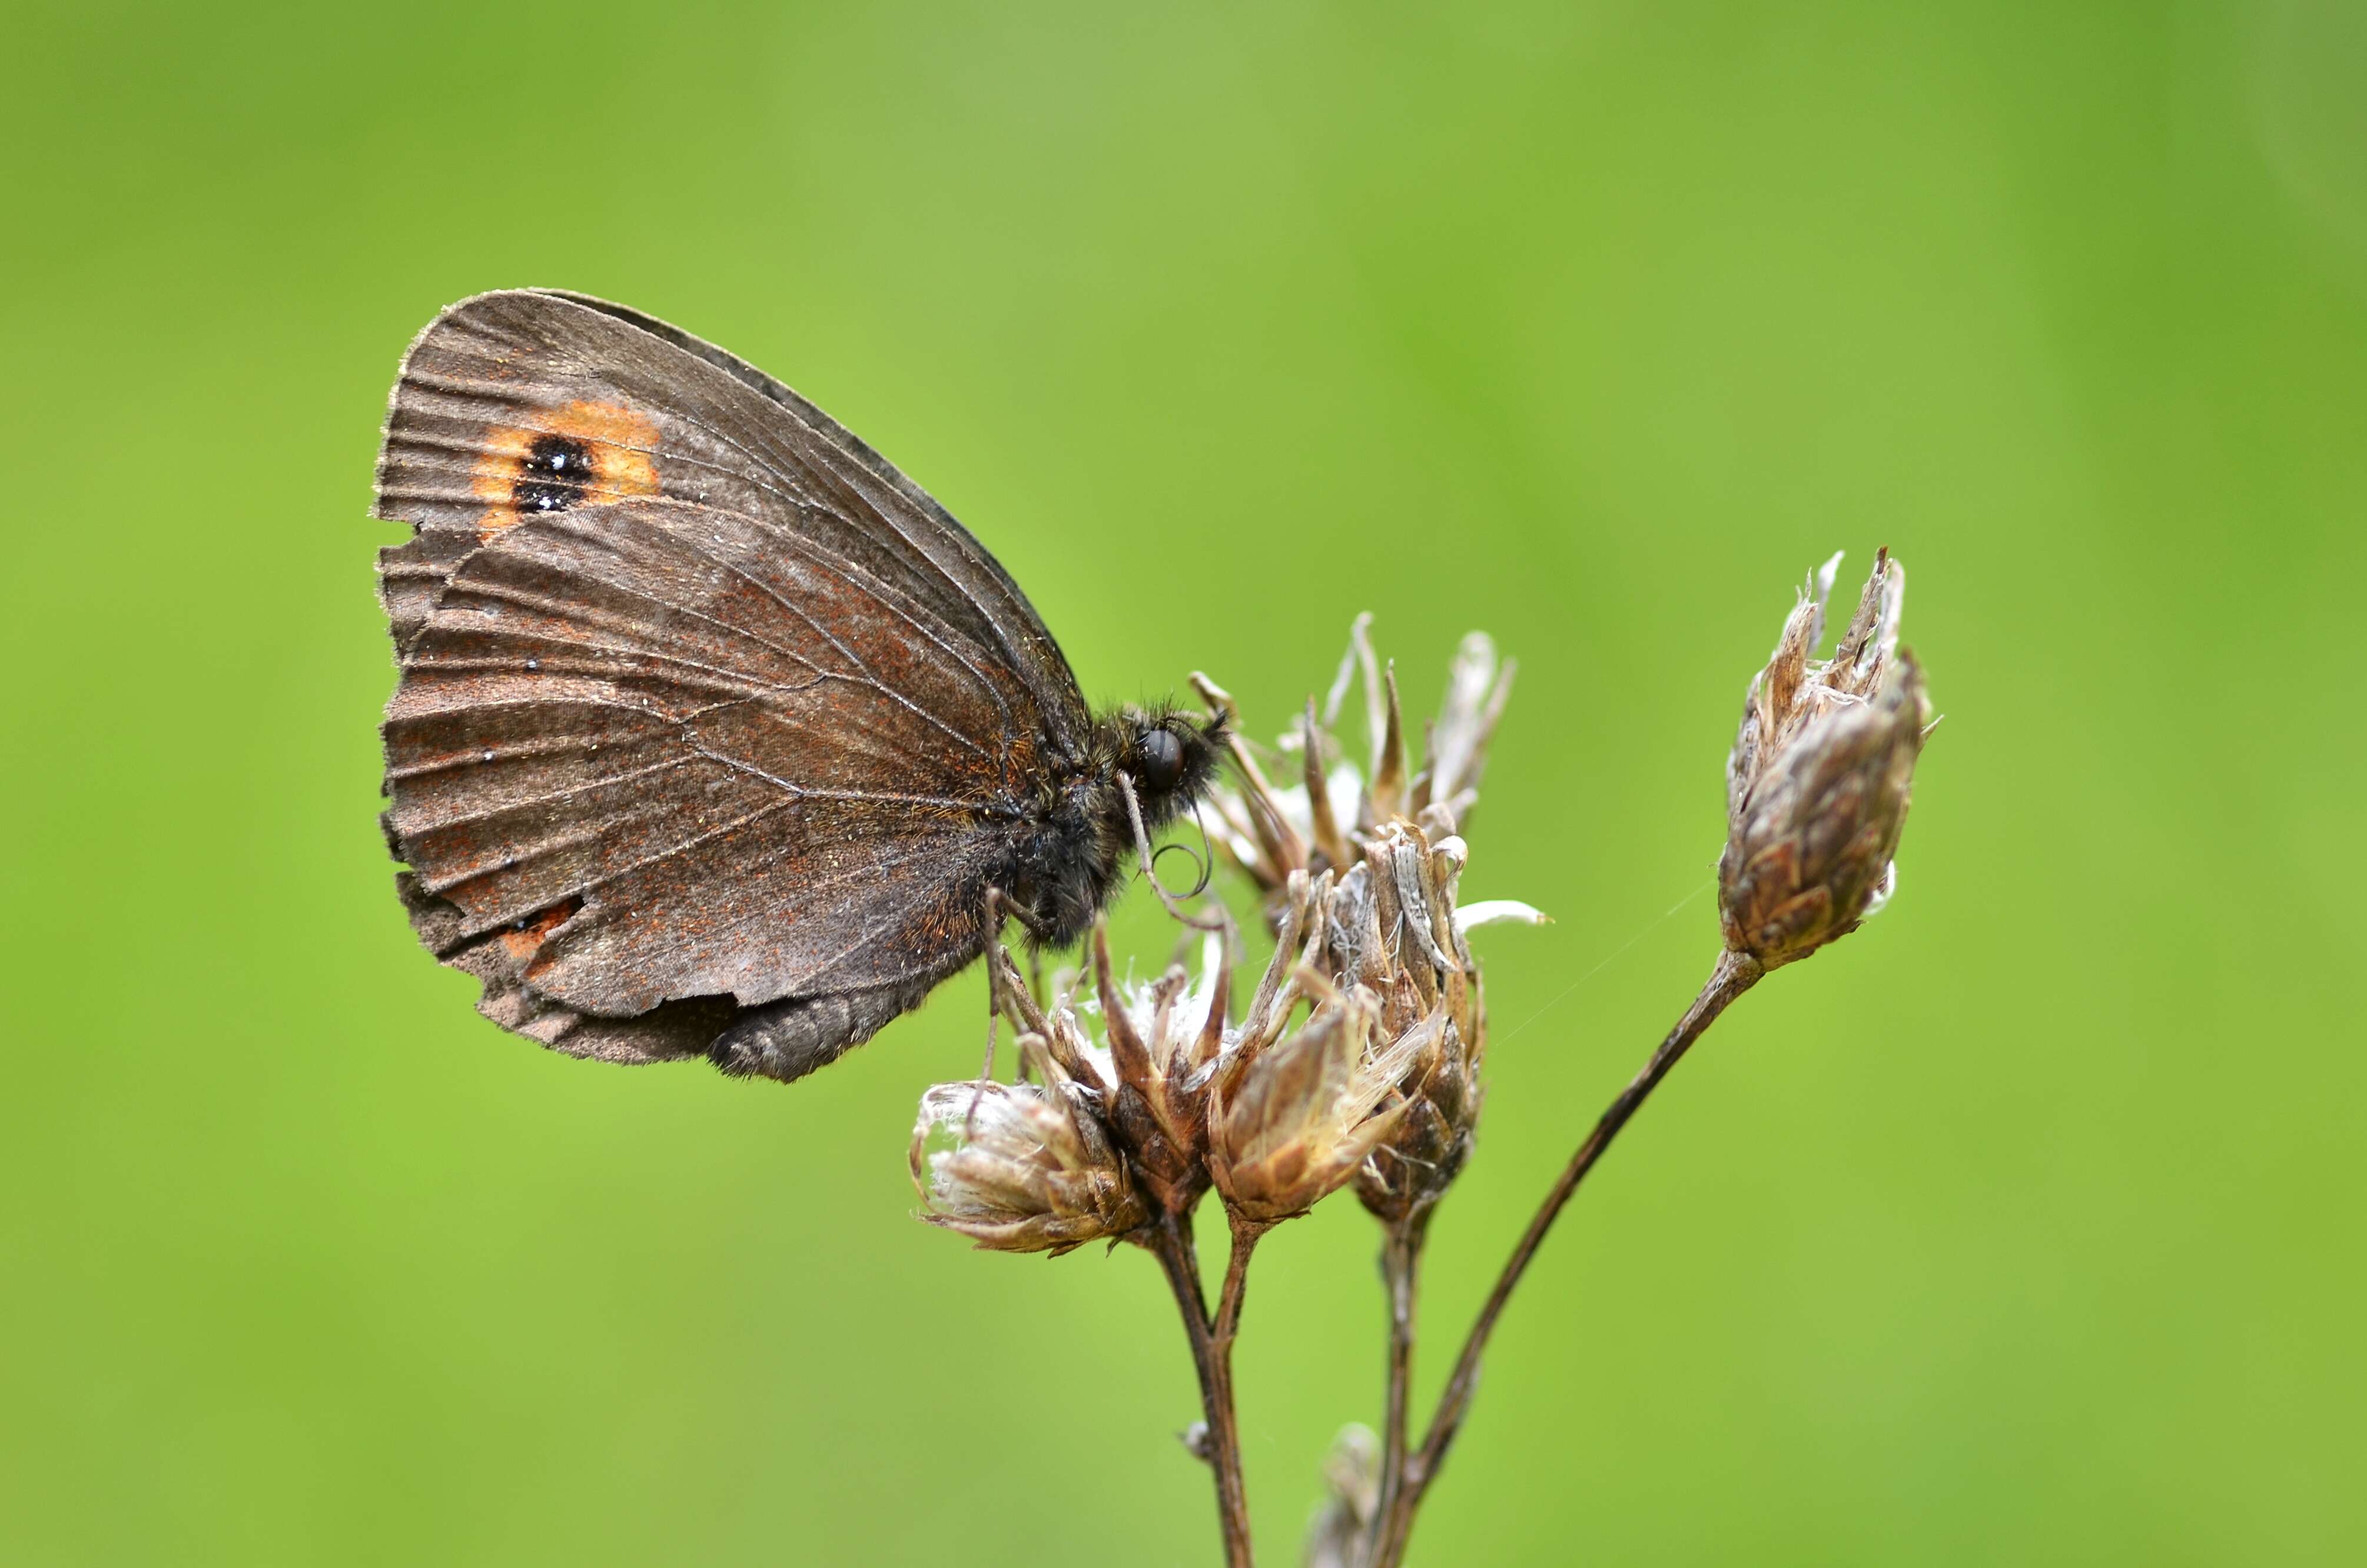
[1151,1209,1256,1568]
[1216,1212,1266,1348]
[1209,1212,1269,1554]
[1367,1215,1425,1564]
[1376,949,1764,1566]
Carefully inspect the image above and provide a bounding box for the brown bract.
[1719,551,1933,969]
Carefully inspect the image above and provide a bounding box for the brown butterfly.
[371,291,1223,1083]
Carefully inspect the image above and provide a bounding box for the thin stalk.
[1377,949,1764,1566]
[1150,1210,1256,1568]
[1215,1213,1266,1348]
[1367,1217,1425,1564]
[1207,1211,1269,1556]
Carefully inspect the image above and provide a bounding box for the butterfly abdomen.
[705,978,944,1082]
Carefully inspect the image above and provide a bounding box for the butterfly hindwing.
[389,494,1027,1004]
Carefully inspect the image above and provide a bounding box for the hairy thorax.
[1001,705,1224,949]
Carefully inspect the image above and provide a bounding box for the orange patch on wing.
[472,400,663,542]
[500,896,584,962]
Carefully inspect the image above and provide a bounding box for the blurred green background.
[6,1,2363,1562]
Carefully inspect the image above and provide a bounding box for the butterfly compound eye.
[1138,726,1186,792]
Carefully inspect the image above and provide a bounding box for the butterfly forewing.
[374,293,1087,743]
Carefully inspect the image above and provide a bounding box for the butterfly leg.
[1116,771,1224,932]
[979,889,1011,1083]
[961,888,1023,1139]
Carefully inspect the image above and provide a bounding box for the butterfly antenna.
[1117,772,1226,932]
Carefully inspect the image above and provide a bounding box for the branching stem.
[1210,1212,1269,1550]
[1151,1208,1257,1567]
[1375,949,1764,1566]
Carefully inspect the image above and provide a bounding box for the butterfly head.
[1116,703,1227,831]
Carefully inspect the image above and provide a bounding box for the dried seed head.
[1303,1424,1382,1568]
[1342,821,1505,1228]
[1087,923,1229,1216]
[932,629,1535,1242]
[1198,627,1541,1228]
[1209,981,1423,1225]
[1205,870,1462,1225]
[982,932,1229,1219]
[1197,618,1515,905]
[1719,550,1933,969]
[909,1035,1147,1254]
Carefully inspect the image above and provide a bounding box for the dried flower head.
[1196,619,1515,904]
[1207,873,1435,1224]
[1199,625,1539,1229]
[981,929,1230,1218]
[1303,1424,1382,1568]
[1720,549,1932,969]
[917,626,1539,1245]
[909,1034,1147,1254]
[1338,820,1496,1228]
[1193,629,1543,1239]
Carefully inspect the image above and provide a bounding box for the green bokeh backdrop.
[6,2,2363,1563]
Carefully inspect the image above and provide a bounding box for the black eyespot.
[514,433,593,514]
[1138,726,1185,792]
